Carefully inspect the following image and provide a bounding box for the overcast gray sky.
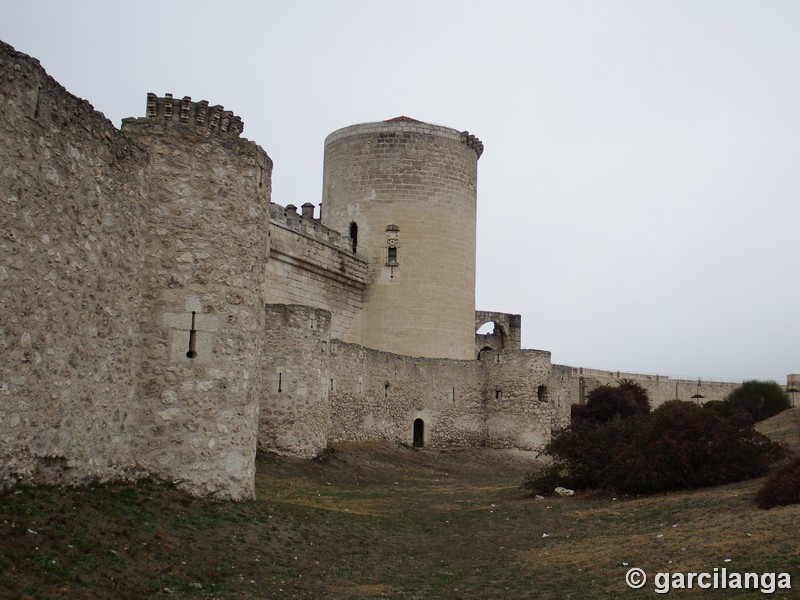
[3,1,798,383]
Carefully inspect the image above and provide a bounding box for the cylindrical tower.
[121,94,271,500]
[322,117,483,360]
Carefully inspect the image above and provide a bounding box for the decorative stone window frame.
[385,224,400,266]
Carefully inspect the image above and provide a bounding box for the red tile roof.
[385,116,423,123]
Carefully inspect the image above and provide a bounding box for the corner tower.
[121,94,271,499]
[322,117,483,360]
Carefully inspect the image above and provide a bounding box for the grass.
[0,441,798,598]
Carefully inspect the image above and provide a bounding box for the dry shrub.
[527,401,789,495]
[755,456,800,509]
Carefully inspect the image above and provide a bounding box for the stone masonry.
[1,40,794,498]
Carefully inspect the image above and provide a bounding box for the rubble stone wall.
[121,96,271,500]
[0,41,147,488]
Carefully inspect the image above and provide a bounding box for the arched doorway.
[413,418,424,448]
[477,346,493,359]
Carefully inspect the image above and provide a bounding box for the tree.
[573,379,650,423]
[723,380,791,422]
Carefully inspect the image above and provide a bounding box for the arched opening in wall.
[349,222,358,253]
[478,346,493,360]
[476,320,507,356]
[476,322,495,335]
[413,418,425,448]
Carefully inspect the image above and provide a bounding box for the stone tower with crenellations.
[120,94,272,499]
[322,118,483,360]
[3,40,790,500]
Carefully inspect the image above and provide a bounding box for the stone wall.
[328,343,487,449]
[260,304,332,458]
[7,39,791,502]
[562,365,742,409]
[265,203,367,343]
[475,310,522,356]
[259,303,563,456]
[121,95,271,500]
[0,41,147,488]
[481,350,563,450]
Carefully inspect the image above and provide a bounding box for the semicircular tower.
[322,117,483,360]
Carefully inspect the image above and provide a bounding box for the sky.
[3,1,798,383]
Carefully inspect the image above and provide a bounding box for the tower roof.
[385,115,424,123]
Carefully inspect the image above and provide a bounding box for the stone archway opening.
[477,346,494,360]
[475,320,506,357]
[413,418,425,448]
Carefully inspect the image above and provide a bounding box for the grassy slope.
[1,441,798,599]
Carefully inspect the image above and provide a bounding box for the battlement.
[269,202,358,255]
[145,93,244,137]
[460,131,484,158]
[325,119,484,159]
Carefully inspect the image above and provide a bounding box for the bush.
[723,380,791,422]
[524,418,641,493]
[701,399,732,417]
[526,400,789,495]
[615,401,788,492]
[574,379,651,424]
[755,456,800,509]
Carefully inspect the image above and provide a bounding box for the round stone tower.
[322,117,483,360]
[121,94,271,499]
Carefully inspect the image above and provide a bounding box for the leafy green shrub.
[573,379,651,424]
[526,400,789,495]
[755,456,800,509]
[723,380,791,422]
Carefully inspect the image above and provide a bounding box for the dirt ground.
[1,436,799,598]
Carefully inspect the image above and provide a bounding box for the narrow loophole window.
[186,311,197,359]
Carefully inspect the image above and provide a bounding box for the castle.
[2,41,793,500]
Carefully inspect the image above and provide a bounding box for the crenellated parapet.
[460,130,484,158]
[145,93,244,137]
[269,202,360,255]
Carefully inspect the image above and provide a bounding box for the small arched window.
[349,222,358,253]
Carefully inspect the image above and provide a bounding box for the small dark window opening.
[349,222,358,253]
[413,418,425,448]
[495,389,501,400]
[537,385,548,402]
[387,247,397,265]
[384,383,390,398]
